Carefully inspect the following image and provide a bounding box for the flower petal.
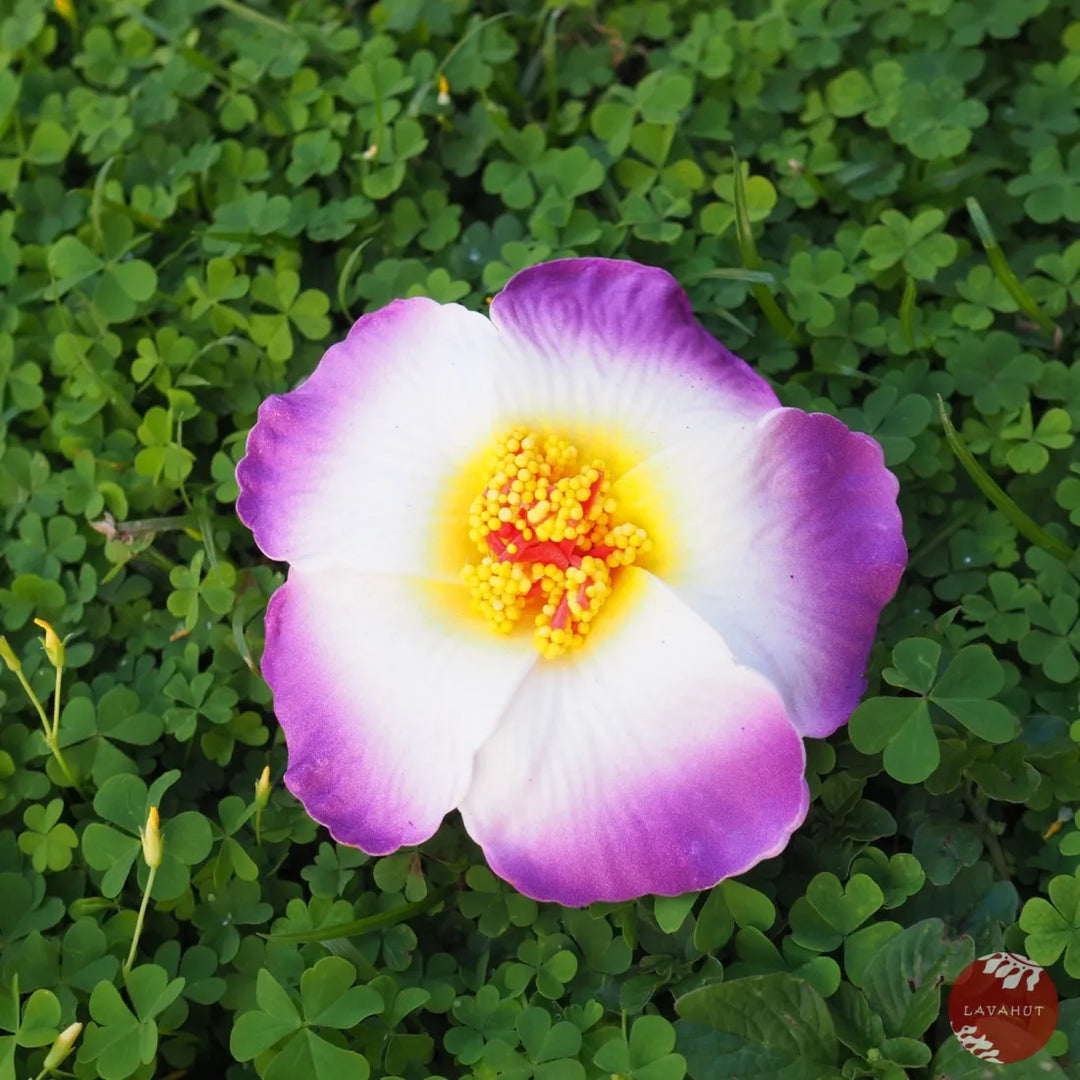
[459,567,808,905]
[488,259,779,464]
[263,569,536,853]
[612,409,906,739]
[237,298,505,577]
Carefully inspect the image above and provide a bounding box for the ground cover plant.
[2,0,1080,1076]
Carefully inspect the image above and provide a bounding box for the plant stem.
[123,864,158,977]
[13,666,50,732]
[51,665,62,741]
[963,786,1011,882]
[12,666,83,796]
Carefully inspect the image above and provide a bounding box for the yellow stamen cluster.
[459,558,533,635]
[461,428,650,658]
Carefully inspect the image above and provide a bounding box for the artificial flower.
[237,258,906,905]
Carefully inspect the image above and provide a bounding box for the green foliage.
[1020,868,1080,977]
[1,0,1079,1077]
[849,639,1016,784]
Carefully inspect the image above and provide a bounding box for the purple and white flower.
[237,258,906,906]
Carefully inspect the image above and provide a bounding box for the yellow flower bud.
[437,74,451,106]
[53,0,76,26]
[33,619,65,669]
[254,766,271,809]
[43,1021,83,1069]
[0,636,20,673]
[141,806,163,869]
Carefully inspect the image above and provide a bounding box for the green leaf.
[595,1014,685,1080]
[230,1009,301,1062]
[806,874,885,935]
[127,964,185,1020]
[654,892,699,934]
[857,919,974,1038]
[27,120,73,165]
[849,697,939,783]
[929,645,1016,742]
[1019,869,1080,975]
[230,969,303,1061]
[17,989,60,1047]
[912,820,983,886]
[301,957,383,1027]
[265,1028,370,1080]
[676,974,839,1079]
[256,968,301,1026]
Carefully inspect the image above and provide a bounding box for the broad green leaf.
[858,919,974,1038]
[676,974,840,1080]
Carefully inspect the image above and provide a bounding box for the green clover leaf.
[1029,239,1080,314]
[789,873,885,952]
[850,639,1016,783]
[79,964,184,1080]
[861,209,958,280]
[18,799,77,873]
[1020,594,1080,683]
[1020,868,1080,976]
[249,270,332,362]
[593,1014,685,1080]
[783,249,855,329]
[230,961,381,1080]
[1007,145,1080,223]
[944,330,1041,414]
[887,79,988,159]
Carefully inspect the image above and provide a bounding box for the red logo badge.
[948,952,1059,1063]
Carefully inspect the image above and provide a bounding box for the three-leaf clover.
[1019,867,1080,977]
[249,270,332,362]
[861,209,958,280]
[1007,145,1080,223]
[44,234,157,323]
[887,78,988,159]
[79,964,184,1080]
[1020,594,1080,683]
[944,331,1041,414]
[849,639,1017,783]
[783,250,855,329]
[230,959,382,1080]
[18,799,78,872]
[593,1014,686,1080]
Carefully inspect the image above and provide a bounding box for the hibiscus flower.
[237,258,906,906]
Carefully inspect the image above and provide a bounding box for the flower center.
[461,428,651,658]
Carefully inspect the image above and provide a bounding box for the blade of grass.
[731,152,802,344]
[267,887,450,943]
[966,197,1058,339]
[336,237,374,319]
[937,396,1075,565]
[692,267,778,285]
[900,275,917,349]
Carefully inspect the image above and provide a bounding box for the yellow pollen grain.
[460,426,649,658]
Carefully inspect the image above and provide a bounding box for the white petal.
[611,409,905,738]
[460,568,808,904]
[238,298,507,580]
[263,569,536,853]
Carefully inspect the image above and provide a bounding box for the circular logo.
[948,952,1059,1063]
